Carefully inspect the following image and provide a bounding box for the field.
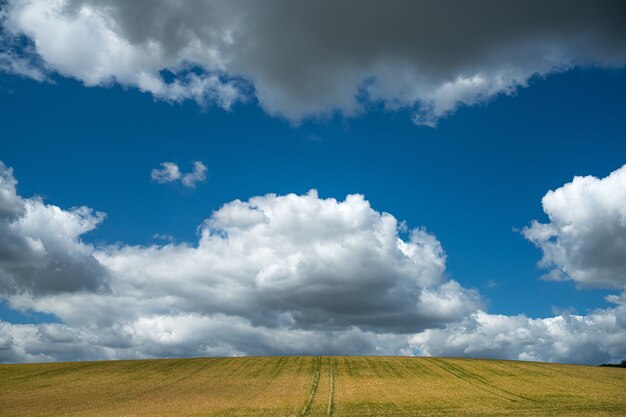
[1,356,625,416]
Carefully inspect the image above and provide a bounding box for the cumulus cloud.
[408,304,626,365]
[2,161,626,364]
[523,164,626,289]
[151,161,207,188]
[409,164,626,365]
[0,162,109,295]
[2,0,625,124]
[0,161,481,362]
[93,191,481,332]
[0,315,414,362]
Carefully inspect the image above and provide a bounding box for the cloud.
[523,164,626,289]
[2,161,626,364]
[0,316,412,362]
[181,161,207,188]
[408,303,626,365]
[0,51,47,81]
[2,0,625,124]
[151,161,207,188]
[409,165,626,365]
[92,191,480,333]
[150,162,181,183]
[0,15,48,81]
[0,162,109,295]
[0,161,480,362]
[152,233,174,242]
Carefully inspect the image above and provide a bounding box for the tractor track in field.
[326,356,335,417]
[424,358,538,405]
[300,356,322,416]
[298,356,335,417]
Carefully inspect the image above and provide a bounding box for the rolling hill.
[1,356,625,416]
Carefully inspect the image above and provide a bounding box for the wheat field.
[1,356,625,416]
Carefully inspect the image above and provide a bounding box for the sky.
[0,0,626,364]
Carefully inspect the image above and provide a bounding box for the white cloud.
[181,161,207,188]
[0,13,48,81]
[0,161,480,362]
[523,164,626,289]
[151,162,181,183]
[410,165,626,365]
[2,0,625,124]
[88,191,481,333]
[408,303,626,365]
[0,162,108,295]
[0,315,412,362]
[2,161,626,364]
[0,51,47,81]
[151,161,207,188]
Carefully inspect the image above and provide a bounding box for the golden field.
[1,356,625,416]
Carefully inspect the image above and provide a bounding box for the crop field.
[1,356,625,416]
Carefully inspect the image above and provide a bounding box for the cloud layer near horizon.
[2,0,626,124]
[1,162,626,364]
[0,160,481,361]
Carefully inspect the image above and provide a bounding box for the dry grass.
[1,356,625,416]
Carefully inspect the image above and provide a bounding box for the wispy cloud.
[150,162,181,184]
[151,161,207,189]
[181,161,208,189]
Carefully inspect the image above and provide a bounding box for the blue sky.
[1,0,626,364]
[3,67,625,320]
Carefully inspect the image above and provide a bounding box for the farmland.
[1,356,625,416]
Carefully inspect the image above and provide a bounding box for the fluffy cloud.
[93,191,480,332]
[408,303,626,365]
[2,0,625,124]
[151,161,207,188]
[0,315,414,363]
[0,161,480,362]
[2,162,626,364]
[410,165,626,365]
[0,162,108,295]
[523,164,626,289]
